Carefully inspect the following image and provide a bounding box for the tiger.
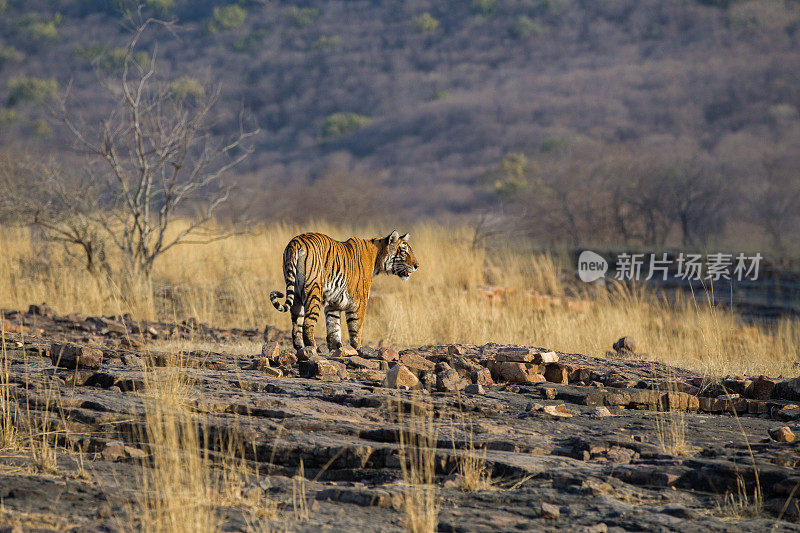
[270,230,419,351]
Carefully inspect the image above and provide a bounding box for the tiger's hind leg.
[290,301,305,351]
[345,308,365,349]
[302,284,322,349]
[325,305,343,351]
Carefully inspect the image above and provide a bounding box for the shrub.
[169,76,205,102]
[7,76,58,106]
[493,152,531,199]
[414,13,440,33]
[0,45,23,68]
[320,112,371,140]
[23,20,60,43]
[540,136,569,153]
[471,0,497,16]
[768,104,799,121]
[144,0,174,16]
[0,109,16,124]
[32,119,52,137]
[0,0,6,13]
[287,6,319,28]
[232,29,269,52]
[74,45,151,71]
[310,35,341,51]
[509,15,544,38]
[207,5,247,33]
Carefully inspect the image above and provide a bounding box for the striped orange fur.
[270,230,419,350]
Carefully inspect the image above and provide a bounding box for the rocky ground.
[1,304,800,532]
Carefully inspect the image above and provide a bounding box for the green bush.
[413,12,440,33]
[0,109,16,124]
[320,112,371,140]
[169,76,205,101]
[0,45,23,68]
[0,0,7,13]
[7,76,59,106]
[471,0,497,16]
[233,29,269,52]
[509,15,544,38]
[32,119,52,137]
[287,6,319,28]
[207,5,247,33]
[23,20,60,43]
[310,35,341,51]
[74,45,151,71]
[493,152,531,199]
[540,136,569,153]
[144,0,174,16]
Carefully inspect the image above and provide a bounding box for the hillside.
[1,0,799,248]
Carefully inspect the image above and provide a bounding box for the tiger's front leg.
[324,305,343,351]
[345,307,366,349]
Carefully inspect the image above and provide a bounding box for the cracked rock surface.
[1,308,799,531]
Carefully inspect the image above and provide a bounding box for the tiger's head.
[375,230,419,281]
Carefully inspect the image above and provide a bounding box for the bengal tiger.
[270,231,419,351]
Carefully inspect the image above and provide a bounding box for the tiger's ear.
[400,233,410,241]
[388,230,400,243]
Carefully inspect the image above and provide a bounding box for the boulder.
[299,356,347,381]
[544,363,569,384]
[28,302,54,317]
[769,426,795,443]
[296,346,318,362]
[383,364,420,390]
[751,375,776,400]
[471,368,493,386]
[436,368,466,392]
[495,347,558,364]
[774,377,800,401]
[492,361,546,383]
[447,344,468,356]
[342,356,380,370]
[50,342,103,370]
[541,502,560,520]
[464,384,485,395]
[332,345,359,357]
[612,336,636,354]
[398,353,435,372]
[377,347,399,362]
[543,404,573,418]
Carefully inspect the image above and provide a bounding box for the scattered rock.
[542,387,557,400]
[447,344,467,356]
[769,426,795,443]
[544,363,569,384]
[774,377,800,401]
[263,366,283,378]
[332,345,359,357]
[751,375,777,400]
[464,383,484,395]
[299,357,347,381]
[492,361,546,383]
[296,346,318,361]
[342,356,380,370]
[436,368,466,392]
[377,347,399,362]
[50,342,103,370]
[541,502,560,519]
[398,353,435,372]
[777,404,800,421]
[592,406,613,418]
[383,364,420,390]
[28,302,54,317]
[612,336,636,354]
[471,368,493,386]
[495,347,558,364]
[543,404,573,418]
[101,441,126,461]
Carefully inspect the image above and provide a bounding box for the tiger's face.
[377,230,419,280]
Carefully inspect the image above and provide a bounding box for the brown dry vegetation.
[1,221,798,377]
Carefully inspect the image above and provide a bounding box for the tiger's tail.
[270,240,300,312]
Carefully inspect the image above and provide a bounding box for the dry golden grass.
[1,221,798,376]
[395,397,439,533]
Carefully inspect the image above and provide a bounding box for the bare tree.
[44,18,259,279]
[748,158,800,256]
